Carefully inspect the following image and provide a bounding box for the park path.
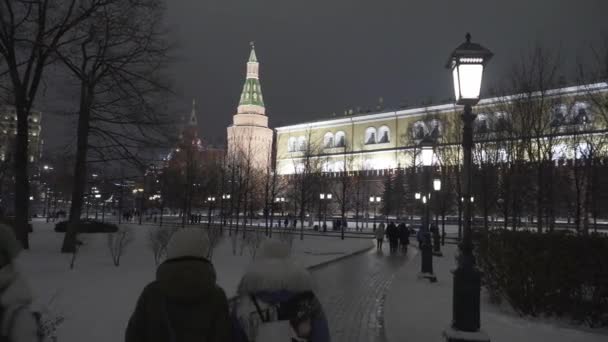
[311,241,416,342]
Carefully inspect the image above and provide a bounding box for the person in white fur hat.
[126,228,230,342]
[231,239,330,342]
[0,223,39,342]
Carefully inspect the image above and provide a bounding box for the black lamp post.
[418,137,437,282]
[443,33,493,342]
[433,178,444,255]
[369,196,381,230]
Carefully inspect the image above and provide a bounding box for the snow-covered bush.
[148,227,176,265]
[205,225,222,260]
[475,230,608,327]
[276,228,294,253]
[240,229,263,259]
[107,227,134,266]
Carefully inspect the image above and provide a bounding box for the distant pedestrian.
[386,222,399,253]
[284,217,289,228]
[375,222,385,250]
[398,223,410,253]
[126,228,231,342]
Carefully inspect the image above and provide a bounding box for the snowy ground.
[16,221,373,342]
[384,244,608,342]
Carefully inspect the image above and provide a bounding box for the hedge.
[475,229,608,327]
[54,220,118,233]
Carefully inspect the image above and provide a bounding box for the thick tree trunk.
[14,102,30,249]
[62,84,93,253]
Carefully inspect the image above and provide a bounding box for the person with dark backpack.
[231,240,330,342]
[125,228,231,342]
[0,224,41,342]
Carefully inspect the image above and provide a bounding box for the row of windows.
[323,131,346,148]
[241,92,262,102]
[287,101,595,152]
[365,126,390,145]
[2,115,39,123]
[1,129,39,137]
[245,84,259,92]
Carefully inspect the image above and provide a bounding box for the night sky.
[43,0,608,150]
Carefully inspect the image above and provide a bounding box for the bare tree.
[288,130,325,240]
[148,227,175,265]
[503,46,564,232]
[58,0,172,252]
[107,227,134,266]
[0,0,112,248]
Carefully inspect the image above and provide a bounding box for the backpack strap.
[249,294,268,323]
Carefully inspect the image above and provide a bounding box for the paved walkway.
[311,241,416,342]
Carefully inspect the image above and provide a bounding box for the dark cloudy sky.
[44,0,608,150]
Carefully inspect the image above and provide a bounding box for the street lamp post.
[207,196,216,229]
[419,138,437,281]
[444,33,493,342]
[434,178,445,245]
[319,193,332,232]
[369,196,381,230]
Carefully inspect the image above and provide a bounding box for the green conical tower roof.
[238,42,265,109]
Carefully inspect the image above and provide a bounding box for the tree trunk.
[62,84,93,253]
[13,99,30,249]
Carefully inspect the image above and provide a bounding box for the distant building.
[227,43,274,170]
[0,106,43,164]
[274,83,608,175]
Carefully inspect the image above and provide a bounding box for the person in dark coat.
[398,223,410,253]
[231,240,330,342]
[125,228,231,342]
[0,224,39,342]
[386,222,400,253]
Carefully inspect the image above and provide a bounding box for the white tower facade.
[227,43,274,170]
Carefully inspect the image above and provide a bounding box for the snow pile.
[384,244,608,342]
[17,221,373,342]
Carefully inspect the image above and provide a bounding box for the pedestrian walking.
[375,222,385,250]
[231,240,330,342]
[125,228,231,342]
[398,223,410,253]
[386,222,399,253]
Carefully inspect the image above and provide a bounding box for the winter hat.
[258,239,290,259]
[166,228,210,260]
[0,224,22,267]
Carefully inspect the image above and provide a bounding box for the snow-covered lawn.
[384,244,608,342]
[16,221,373,342]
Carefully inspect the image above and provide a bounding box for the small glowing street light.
[433,179,442,191]
[422,195,428,204]
[415,192,421,200]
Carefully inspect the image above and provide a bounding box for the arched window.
[298,136,307,151]
[552,143,569,160]
[494,112,510,131]
[551,104,567,127]
[288,137,297,152]
[572,102,590,124]
[378,126,390,143]
[323,132,334,148]
[335,131,346,147]
[412,122,427,140]
[429,120,442,138]
[476,114,488,133]
[365,127,377,145]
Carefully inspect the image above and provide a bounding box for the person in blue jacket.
[231,240,330,342]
